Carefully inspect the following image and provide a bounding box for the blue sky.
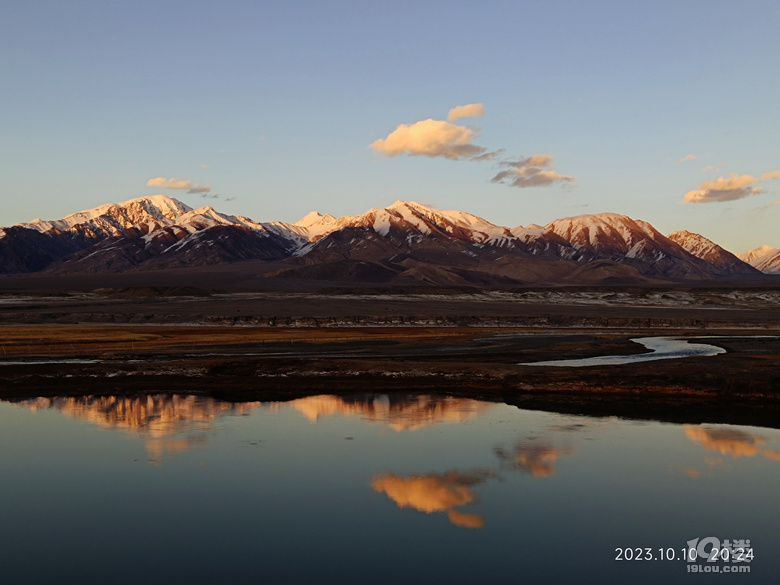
[1,0,778,252]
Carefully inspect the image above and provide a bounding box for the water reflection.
[281,394,494,432]
[372,437,575,528]
[685,425,780,461]
[370,470,492,529]
[3,394,780,582]
[494,441,576,477]
[9,394,493,435]
[17,394,261,437]
[13,395,261,464]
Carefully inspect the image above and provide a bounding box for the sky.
[1,0,778,253]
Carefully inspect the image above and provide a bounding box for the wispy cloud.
[491,154,575,188]
[682,170,780,204]
[146,177,212,194]
[371,104,575,189]
[676,154,701,164]
[447,103,485,122]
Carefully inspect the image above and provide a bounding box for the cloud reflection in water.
[370,470,492,529]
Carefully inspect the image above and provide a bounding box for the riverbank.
[1,324,778,428]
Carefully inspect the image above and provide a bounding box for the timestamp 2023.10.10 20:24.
[615,537,754,564]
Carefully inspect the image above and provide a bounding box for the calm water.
[1,394,777,584]
[520,336,727,367]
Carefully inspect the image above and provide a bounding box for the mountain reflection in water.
[3,393,780,583]
[19,394,261,437]
[13,394,493,435]
[282,394,493,431]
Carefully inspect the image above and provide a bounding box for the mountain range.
[0,195,776,286]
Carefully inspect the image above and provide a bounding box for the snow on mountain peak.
[17,195,193,236]
[294,210,337,228]
[737,245,780,274]
[545,212,663,251]
[737,245,778,263]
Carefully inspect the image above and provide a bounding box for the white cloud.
[371,105,575,190]
[682,171,780,204]
[370,118,488,160]
[146,177,211,194]
[676,154,701,164]
[447,103,486,122]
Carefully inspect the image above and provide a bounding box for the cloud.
[370,118,489,160]
[760,170,780,181]
[146,177,211,194]
[491,154,576,188]
[371,105,575,190]
[682,173,765,204]
[676,154,701,164]
[447,103,485,122]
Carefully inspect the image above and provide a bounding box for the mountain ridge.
[737,245,780,274]
[0,195,769,284]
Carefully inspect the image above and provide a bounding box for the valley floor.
[0,285,778,427]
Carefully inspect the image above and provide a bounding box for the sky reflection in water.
[1,394,778,584]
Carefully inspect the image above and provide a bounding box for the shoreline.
[2,286,777,428]
[2,324,778,429]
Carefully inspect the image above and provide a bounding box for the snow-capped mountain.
[19,195,192,237]
[2,195,298,273]
[543,214,731,279]
[737,245,780,274]
[665,230,759,275]
[0,195,768,284]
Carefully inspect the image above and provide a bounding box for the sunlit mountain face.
[0,195,764,283]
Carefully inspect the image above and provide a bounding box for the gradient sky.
[2,0,778,253]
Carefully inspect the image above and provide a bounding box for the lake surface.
[1,394,777,584]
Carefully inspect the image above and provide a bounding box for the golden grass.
[0,325,483,357]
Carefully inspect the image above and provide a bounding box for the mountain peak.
[3,196,774,282]
[668,230,758,274]
[17,194,193,235]
[737,245,780,274]
[294,210,337,228]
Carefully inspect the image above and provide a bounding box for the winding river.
[519,336,727,367]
